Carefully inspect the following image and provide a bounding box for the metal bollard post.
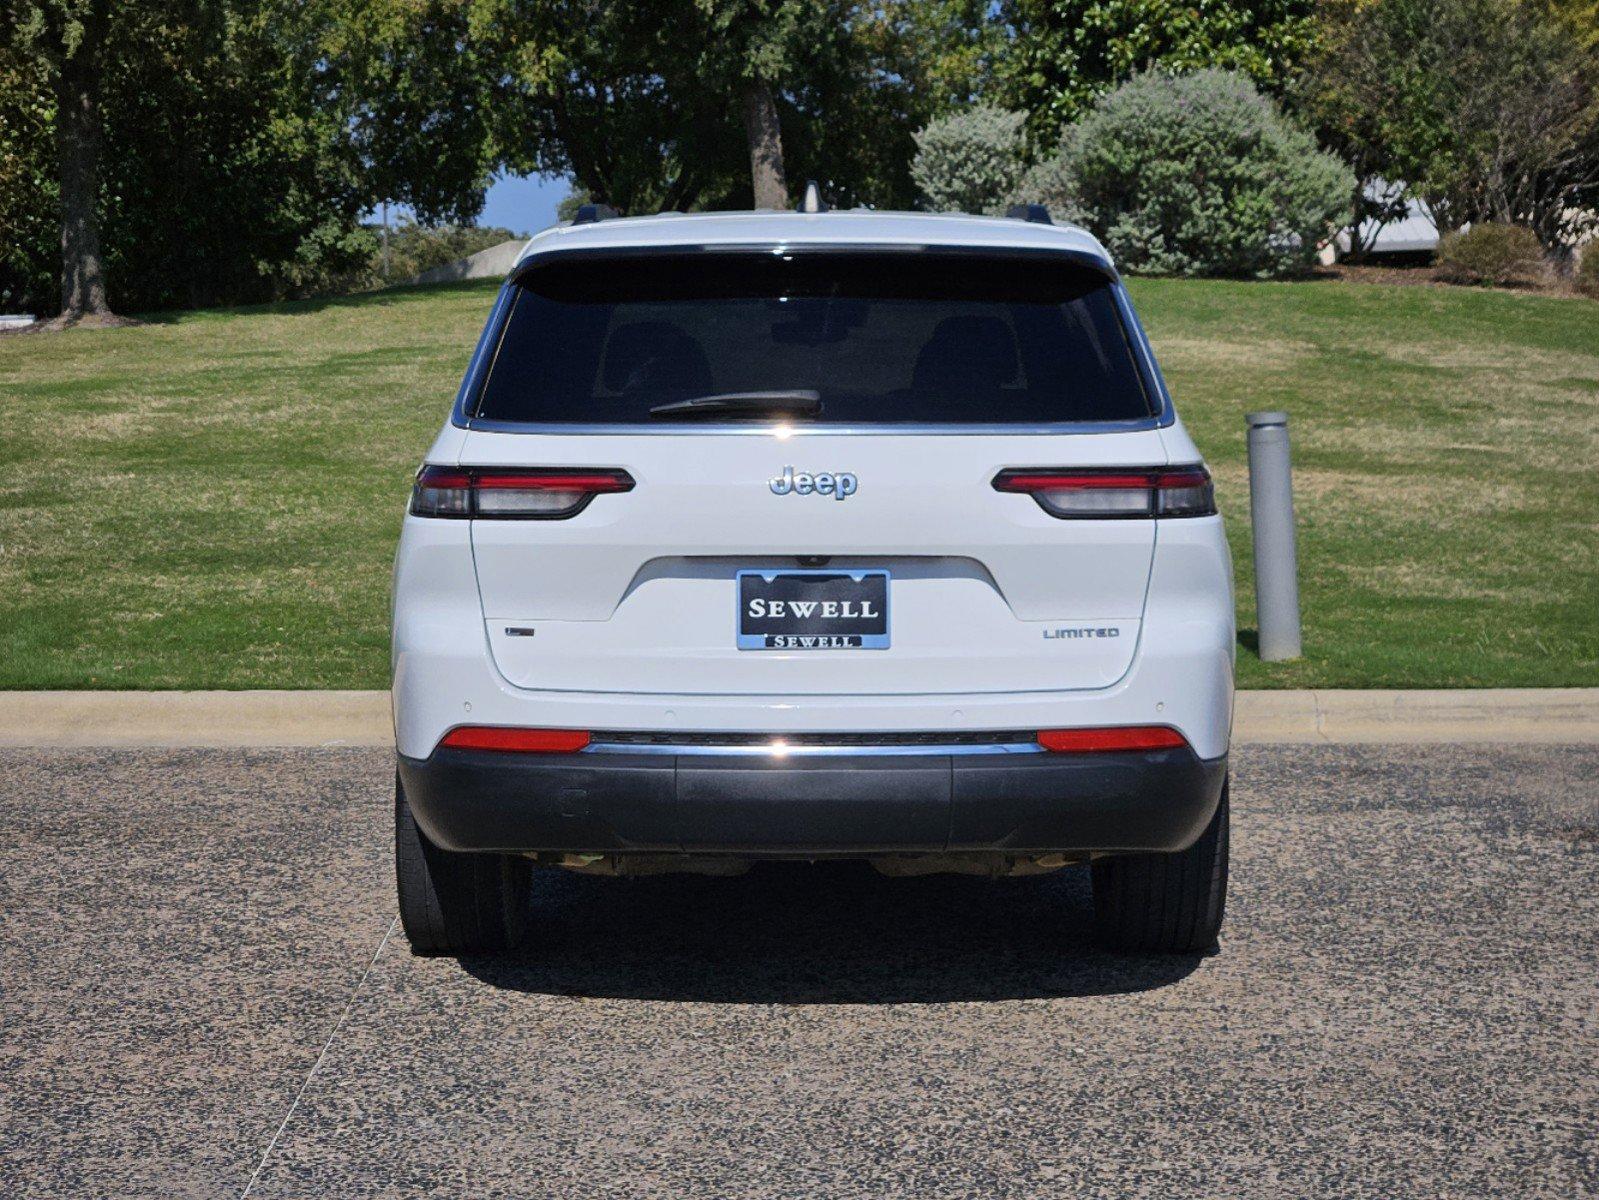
[1246,411,1303,661]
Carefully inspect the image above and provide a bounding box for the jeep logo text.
[769,466,858,500]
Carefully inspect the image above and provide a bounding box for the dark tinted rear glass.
[472,252,1153,425]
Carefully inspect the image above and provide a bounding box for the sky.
[479,172,571,236]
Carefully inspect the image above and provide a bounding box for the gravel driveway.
[1,745,1595,1198]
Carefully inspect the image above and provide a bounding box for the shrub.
[1577,245,1599,299]
[1435,224,1547,286]
[1043,69,1354,277]
[1007,153,1087,227]
[911,105,1027,216]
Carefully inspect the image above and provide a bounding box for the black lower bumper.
[398,744,1228,857]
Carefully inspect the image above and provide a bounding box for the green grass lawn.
[1,277,1595,689]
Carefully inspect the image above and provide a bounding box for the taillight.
[439,727,592,753]
[1037,726,1188,752]
[993,466,1215,519]
[410,466,634,519]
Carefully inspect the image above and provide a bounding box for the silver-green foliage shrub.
[1034,70,1354,277]
[911,105,1027,216]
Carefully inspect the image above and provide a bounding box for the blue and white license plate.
[736,569,890,650]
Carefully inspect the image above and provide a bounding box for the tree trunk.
[740,80,788,210]
[54,54,115,324]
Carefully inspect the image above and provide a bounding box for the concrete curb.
[1233,688,1599,744]
[0,691,391,749]
[0,689,1596,748]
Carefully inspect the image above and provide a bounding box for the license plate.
[736,569,890,650]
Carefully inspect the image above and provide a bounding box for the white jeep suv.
[392,207,1233,957]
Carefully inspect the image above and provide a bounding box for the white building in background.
[1320,179,1441,264]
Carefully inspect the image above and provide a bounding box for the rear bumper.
[391,514,1237,763]
[397,745,1228,857]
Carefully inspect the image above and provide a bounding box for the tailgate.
[464,430,1161,696]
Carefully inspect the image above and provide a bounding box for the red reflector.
[1036,726,1188,753]
[440,727,592,753]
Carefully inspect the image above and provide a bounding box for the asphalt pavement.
[1,745,1595,1198]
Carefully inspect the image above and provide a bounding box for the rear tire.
[1091,777,1229,954]
[395,775,531,956]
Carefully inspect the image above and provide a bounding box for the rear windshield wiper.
[648,390,822,419]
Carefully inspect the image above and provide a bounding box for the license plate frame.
[736,569,890,651]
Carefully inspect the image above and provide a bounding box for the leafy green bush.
[1577,245,1599,299]
[911,105,1027,215]
[1029,69,1352,277]
[1435,224,1547,286]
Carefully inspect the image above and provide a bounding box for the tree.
[833,0,1001,205]
[1288,2,1418,259]
[328,0,914,217]
[1545,0,1599,50]
[1297,0,1599,253]
[1001,0,1318,138]
[1,1,386,320]
[721,17,792,208]
[856,0,998,113]
[1,1,378,320]
[310,0,515,224]
[512,0,751,213]
[0,48,56,313]
[691,1,862,209]
[321,1,752,216]
[2,1,125,325]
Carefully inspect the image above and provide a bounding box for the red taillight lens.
[993,466,1215,519]
[1037,726,1188,753]
[410,466,634,519]
[439,727,592,753]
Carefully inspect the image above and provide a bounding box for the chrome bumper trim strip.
[583,740,1046,758]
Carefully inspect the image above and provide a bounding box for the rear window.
[472,251,1154,425]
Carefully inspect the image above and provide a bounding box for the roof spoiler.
[509,243,1118,288]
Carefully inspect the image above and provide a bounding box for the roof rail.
[572,203,621,225]
[800,180,829,214]
[1005,203,1052,225]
